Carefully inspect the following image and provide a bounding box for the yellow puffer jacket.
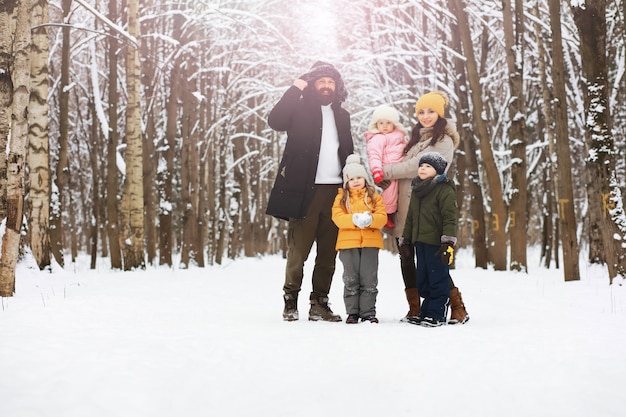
[331,187,387,250]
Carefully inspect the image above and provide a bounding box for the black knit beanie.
[419,152,448,175]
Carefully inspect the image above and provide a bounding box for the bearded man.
[266,61,354,322]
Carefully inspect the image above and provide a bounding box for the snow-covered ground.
[2,248,625,417]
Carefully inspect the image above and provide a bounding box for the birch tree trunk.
[572,0,626,283]
[0,4,15,223]
[0,0,32,296]
[120,0,145,269]
[27,0,50,270]
[503,0,528,272]
[453,0,508,270]
[548,0,580,281]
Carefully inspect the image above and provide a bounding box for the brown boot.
[308,297,342,322]
[283,294,299,321]
[400,288,420,322]
[448,287,469,324]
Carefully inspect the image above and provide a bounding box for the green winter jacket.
[402,176,457,246]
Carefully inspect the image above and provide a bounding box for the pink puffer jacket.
[365,129,407,213]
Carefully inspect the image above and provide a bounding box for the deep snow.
[1,247,625,417]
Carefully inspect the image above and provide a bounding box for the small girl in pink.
[365,105,407,229]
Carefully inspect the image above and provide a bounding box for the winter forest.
[0,0,624,296]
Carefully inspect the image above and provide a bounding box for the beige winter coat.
[381,120,460,238]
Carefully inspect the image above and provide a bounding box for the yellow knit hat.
[415,91,449,118]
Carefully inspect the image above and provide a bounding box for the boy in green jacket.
[402,152,457,327]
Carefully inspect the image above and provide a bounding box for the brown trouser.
[283,184,340,300]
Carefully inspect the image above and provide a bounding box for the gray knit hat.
[342,154,369,186]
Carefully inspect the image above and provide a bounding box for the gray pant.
[339,247,379,318]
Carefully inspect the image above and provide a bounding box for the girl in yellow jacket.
[332,154,387,324]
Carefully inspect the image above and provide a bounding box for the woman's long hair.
[404,117,447,154]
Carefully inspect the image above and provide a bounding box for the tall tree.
[453,0,508,270]
[571,0,626,283]
[106,0,122,269]
[0,2,15,223]
[27,0,50,270]
[548,0,580,281]
[448,0,488,268]
[119,0,145,269]
[180,70,201,268]
[159,62,177,267]
[0,0,33,296]
[502,0,528,272]
[87,94,99,269]
[532,1,559,269]
[140,15,159,266]
[50,0,73,267]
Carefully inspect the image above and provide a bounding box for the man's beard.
[315,88,336,105]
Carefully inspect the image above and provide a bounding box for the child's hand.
[352,212,373,228]
[360,212,372,227]
[372,169,384,183]
[434,243,455,265]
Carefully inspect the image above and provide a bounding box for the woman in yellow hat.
[381,91,469,325]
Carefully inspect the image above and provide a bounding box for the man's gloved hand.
[352,212,373,229]
[434,243,455,265]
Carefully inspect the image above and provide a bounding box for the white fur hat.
[368,105,406,134]
[342,154,369,186]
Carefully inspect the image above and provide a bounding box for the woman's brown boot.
[448,287,469,324]
[401,287,420,322]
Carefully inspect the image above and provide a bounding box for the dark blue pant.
[414,242,450,322]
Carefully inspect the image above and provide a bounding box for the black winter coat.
[266,86,354,220]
